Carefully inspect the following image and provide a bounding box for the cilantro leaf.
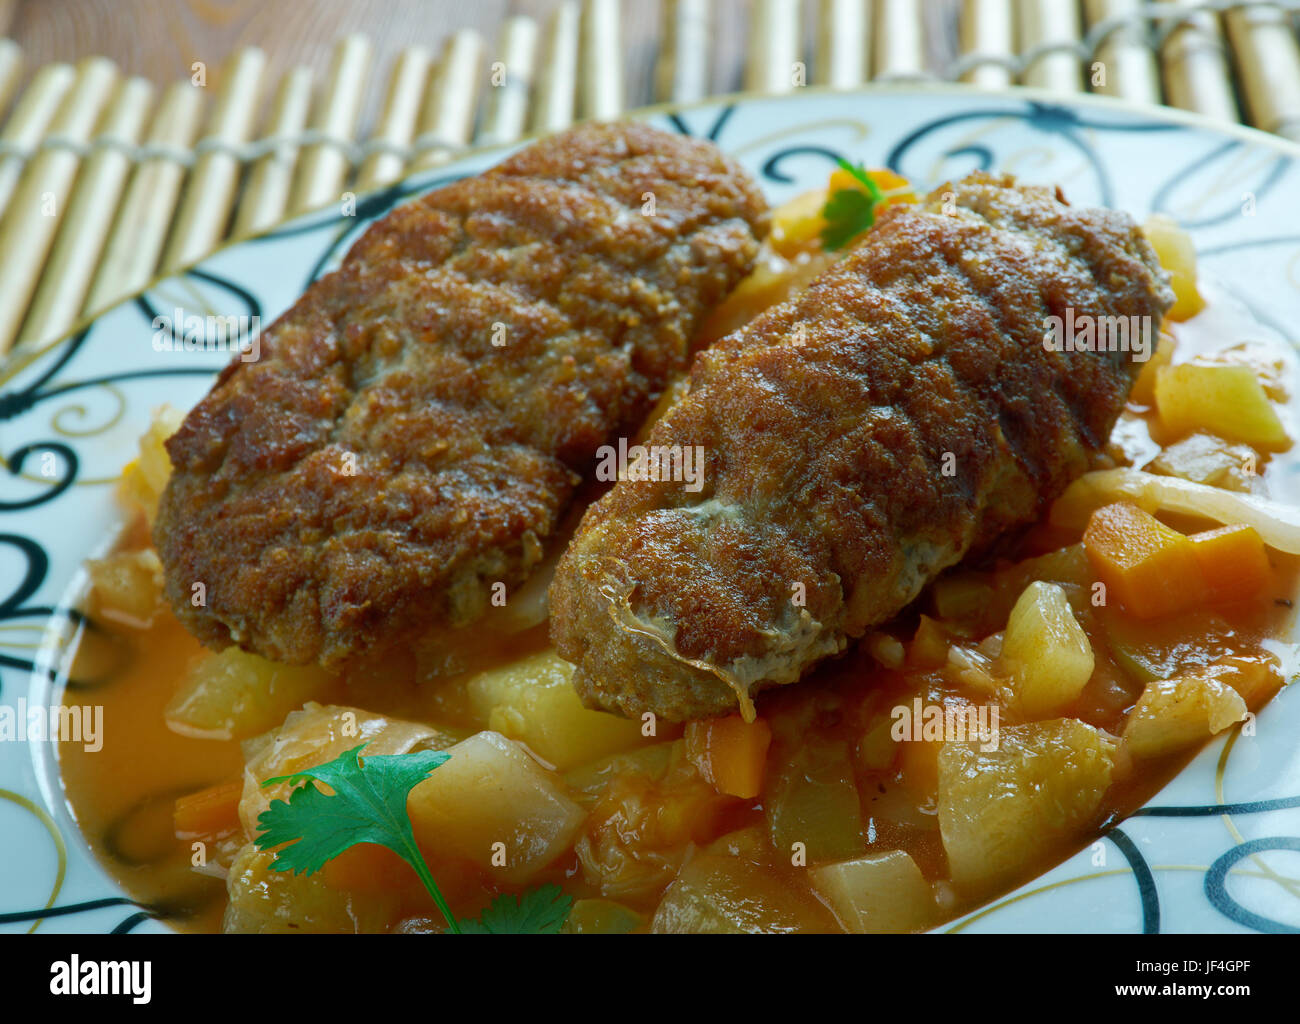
[253,744,576,936]
[835,158,886,197]
[819,159,886,251]
[820,189,876,251]
[460,884,573,934]
[255,743,460,933]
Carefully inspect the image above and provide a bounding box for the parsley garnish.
[820,159,886,251]
[256,743,462,932]
[255,743,573,935]
[460,884,573,934]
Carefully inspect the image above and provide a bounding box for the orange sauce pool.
[57,277,1300,934]
[58,610,243,932]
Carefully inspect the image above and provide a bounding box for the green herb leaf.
[835,158,885,198]
[819,159,886,251]
[459,884,573,934]
[255,743,461,933]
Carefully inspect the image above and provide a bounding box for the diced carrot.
[1189,523,1272,606]
[684,714,773,800]
[828,166,917,203]
[173,779,244,839]
[769,169,917,258]
[1082,502,1207,618]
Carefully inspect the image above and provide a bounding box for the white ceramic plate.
[3,85,1300,934]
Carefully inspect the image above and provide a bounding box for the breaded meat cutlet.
[550,172,1174,722]
[154,122,769,667]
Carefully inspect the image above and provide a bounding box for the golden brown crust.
[154,122,769,667]
[550,173,1174,721]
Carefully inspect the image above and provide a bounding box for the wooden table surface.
[0,0,961,125]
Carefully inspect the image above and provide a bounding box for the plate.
[3,84,1300,934]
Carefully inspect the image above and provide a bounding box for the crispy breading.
[550,173,1174,721]
[154,122,769,667]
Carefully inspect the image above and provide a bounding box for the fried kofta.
[154,122,769,667]
[549,172,1174,721]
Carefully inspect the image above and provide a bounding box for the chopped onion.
[1050,467,1300,553]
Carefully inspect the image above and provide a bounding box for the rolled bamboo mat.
[1224,2,1300,140]
[162,47,266,271]
[2,0,1299,358]
[231,65,313,237]
[659,0,713,101]
[80,80,203,318]
[1156,0,1241,124]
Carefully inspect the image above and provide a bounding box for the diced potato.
[766,739,865,862]
[1206,654,1284,711]
[1155,362,1289,451]
[769,187,830,256]
[223,844,400,933]
[1142,214,1204,321]
[241,702,455,834]
[407,730,585,884]
[166,647,339,742]
[999,581,1095,717]
[85,548,164,628]
[466,650,647,770]
[1083,501,1207,618]
[1123,673,1247,759]
[937,719,1116,893]
[1197,340,1290,403]
[121,405,185,525]
[1147,432,1260,493]
[564,898,644,934]
[809,850,937,934]
[1130,330,1175,406]
[651,849,842,933]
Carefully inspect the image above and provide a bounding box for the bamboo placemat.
[1,0,1298,359]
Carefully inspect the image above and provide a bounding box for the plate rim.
[4,83,1300,934]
